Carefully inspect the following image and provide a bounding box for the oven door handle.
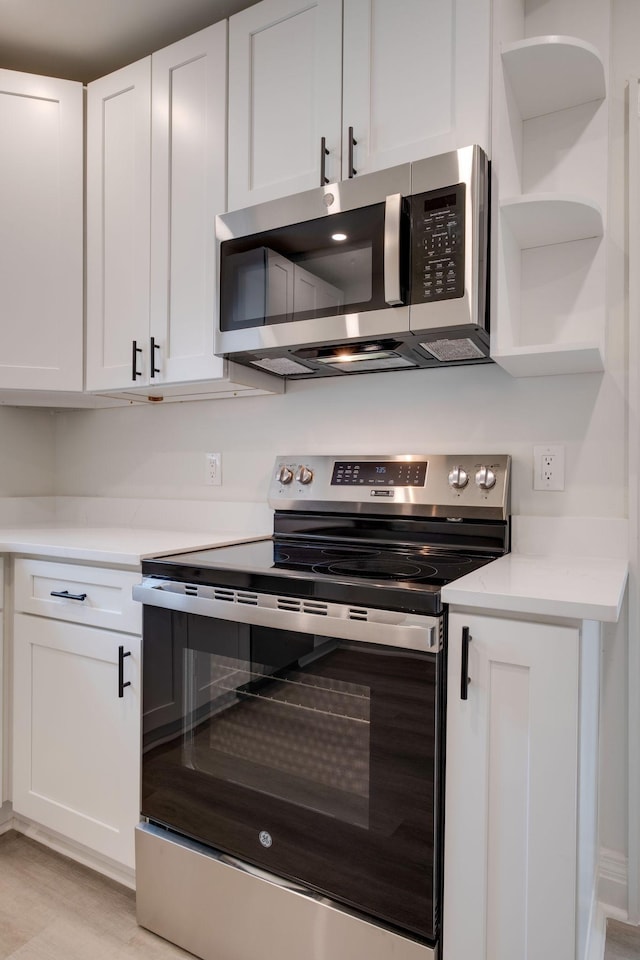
[384,193,404,306]
[132,581,438,653]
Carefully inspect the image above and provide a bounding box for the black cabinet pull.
[320,136,330,185]
[150,337,160,378]
[348,126,358,178]
[132,340,143,380]
[50,589,87,602]
[460,626,471,700]
[118,646,131,698]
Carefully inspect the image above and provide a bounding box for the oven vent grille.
[348,608,369,621]
[237,592,259,606]
[275,598,329,616]
[212,588,235,601]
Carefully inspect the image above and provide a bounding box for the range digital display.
[331,461,428,487]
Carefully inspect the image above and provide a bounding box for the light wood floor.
[0,829,639,959]
[607,919,640,960]
[0,830,191,959]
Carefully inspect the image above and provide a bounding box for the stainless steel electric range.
[133,454,511,960]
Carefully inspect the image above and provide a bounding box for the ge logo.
[323,193,335,207]
[259,831,273,848]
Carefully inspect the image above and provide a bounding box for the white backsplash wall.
[0,406,56,496]
[52,361,625,519]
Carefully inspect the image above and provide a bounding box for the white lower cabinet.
[443,610,599,960]
[12,561,141,870]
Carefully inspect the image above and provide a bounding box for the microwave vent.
[251,357,310,376]
[420,338,486,362]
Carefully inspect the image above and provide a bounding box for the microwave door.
[216,198,410,359]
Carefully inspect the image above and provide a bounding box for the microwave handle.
[384,193,403,306]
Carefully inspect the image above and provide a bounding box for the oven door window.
[142,608,440,944]
[219,204,390,331]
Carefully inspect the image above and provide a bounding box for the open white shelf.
[501,35,606,120]
[500,194,603,249]
[492,342,605,378]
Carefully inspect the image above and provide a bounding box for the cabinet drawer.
[14,560,141,634]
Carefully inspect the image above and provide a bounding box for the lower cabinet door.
[12,613,140,869]
[443,611,580,960]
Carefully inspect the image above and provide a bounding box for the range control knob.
[277,465,294,485]
[448,466,469,490]
[296,465,314,485]
[475,466,497,490]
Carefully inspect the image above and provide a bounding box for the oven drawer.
[14,559,141,634]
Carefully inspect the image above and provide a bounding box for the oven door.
[136,582,443,945]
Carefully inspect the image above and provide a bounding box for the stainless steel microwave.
[215,144,490,379]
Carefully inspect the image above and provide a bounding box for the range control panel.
[410,183,465,304]
[269,455,511,521]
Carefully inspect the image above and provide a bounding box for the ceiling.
[0,0,258,83]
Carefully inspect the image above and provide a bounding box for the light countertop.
[0,526,269,568]
[0,520,628,624]
[441,553,628,623]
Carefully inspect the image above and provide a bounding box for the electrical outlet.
[205,452,222,486]
[533,444,565,491]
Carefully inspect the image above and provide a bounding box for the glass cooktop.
[144,537,497,616]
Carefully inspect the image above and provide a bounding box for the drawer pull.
[118,646,131,698]
[50,590,87,602]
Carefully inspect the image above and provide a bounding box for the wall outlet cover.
[533,444,565,491]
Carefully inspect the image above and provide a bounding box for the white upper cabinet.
[228,0,343,210]
[228,0,490,210]
[0,71,83,391]
[149,27,228,386]
[86,24,277,399]
[341,0,490,180]
[86,58,151,392]
[87,27,224,393]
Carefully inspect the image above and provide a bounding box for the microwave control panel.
[410,183,465,303]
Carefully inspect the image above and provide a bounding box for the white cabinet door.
[150,23,228,385]
[443,611,579,960]
[342,0,491,179]
[86,58,152,392]
[228,0,343,210]
[0,71,83,391]
[12,614,141,869]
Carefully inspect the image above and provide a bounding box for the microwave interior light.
[316,349,396,364]
[331,232,348,241]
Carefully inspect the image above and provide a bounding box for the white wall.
[0,407,55,497]
[53,362,625,515]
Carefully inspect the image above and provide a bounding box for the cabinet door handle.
[460,626,471,700]
[150,337,160,378]
[118,646,131,698]
[320,137,330,185]
[50,589,87,602]
[348,126,357,178]
[132,340,143,381]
